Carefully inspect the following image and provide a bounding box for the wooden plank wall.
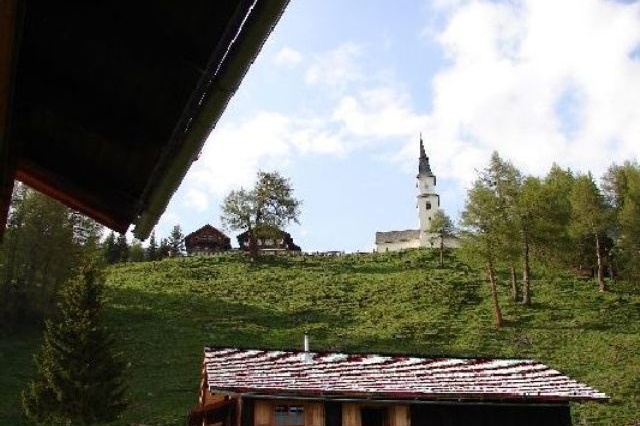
[254,400,271,426]
[249,400,410,426]
[253,400,325,426]
[389,405,410,426]
[304,402,324,426]
[342,403,361,426]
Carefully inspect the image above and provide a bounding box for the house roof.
[203,347,608,403]
[237,225,290,240]
[0,0,290,240]
[185,224,230,243]
[375,229,420,244]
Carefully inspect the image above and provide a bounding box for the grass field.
[1,249,638,425]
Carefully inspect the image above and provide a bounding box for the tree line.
[457,152,640,327]
[0,184,102,331]
[0,184,188,330]
[3,160,638,332]
[101,224,186,264]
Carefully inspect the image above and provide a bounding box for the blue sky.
[155,0,640,252]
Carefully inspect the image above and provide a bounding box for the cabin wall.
[342,403,361,426]
[389,406,410,426]
[409,403,571,426]
[254,400,271,426]
[237,398,572,426]
[250,399,324,426]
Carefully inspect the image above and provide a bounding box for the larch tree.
[603,161,640,283]
[540,164,575,268]
[481,152,523,303]
[221,171,301,260]
[515,176,560,305]
[460,181,504,329]
[428,209,455,267]
[569,173,613,292]
[1,186,101,330]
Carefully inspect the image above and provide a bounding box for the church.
[375,136,458,252]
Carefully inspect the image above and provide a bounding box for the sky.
[155,0,640,252]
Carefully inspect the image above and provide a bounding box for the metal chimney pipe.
[303,333,312,362]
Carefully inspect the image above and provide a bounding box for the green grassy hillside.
[1,250,638,425]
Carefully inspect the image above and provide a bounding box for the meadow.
[1,249,638,425]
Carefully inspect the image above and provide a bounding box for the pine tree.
[115,233,129,263]
[146,230,158,261]
[102,231,118,264]
[128,239,145,262]
[158,238,171,259]
[167,225,185,257]
[22,264,127,425]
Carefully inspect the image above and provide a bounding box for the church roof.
[375,229,420,244]
[418,135,434,177]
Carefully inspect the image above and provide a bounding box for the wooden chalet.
[237,226,301,253]
[189,347,607,426]
[0,0,290,240]
[185,225,231,255]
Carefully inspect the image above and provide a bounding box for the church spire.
[418,133,433,177]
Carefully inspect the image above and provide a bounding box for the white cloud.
[183,112,349,201]
[155,210,181,238]
[185,188,209,212]
[186,112,293,196]
[274,47,303,66]
[419,0,640,188]
[182,47,429,201]
[333,88,428,140]
[305,43,364,93]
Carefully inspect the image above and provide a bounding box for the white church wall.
[376,238,422,252]
[374,136,458,253]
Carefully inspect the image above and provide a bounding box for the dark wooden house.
[237,226,301,253]
[189,347,607,426]
[185,225,231,255]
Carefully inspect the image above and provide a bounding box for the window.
[425,201,432,210]
[275,405,304,426]
[361,407,388,426]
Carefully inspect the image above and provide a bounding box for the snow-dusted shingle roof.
[203,348,608,402]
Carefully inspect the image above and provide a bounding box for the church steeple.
[418,134,433,177]
[416,134,439,242]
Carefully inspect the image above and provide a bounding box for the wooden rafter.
[0,0,19,239]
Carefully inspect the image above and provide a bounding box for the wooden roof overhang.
[0,0,290,240]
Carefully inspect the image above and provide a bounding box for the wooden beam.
[16,159,133,233]
[0,0,19,239]
[132,0,291,240]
